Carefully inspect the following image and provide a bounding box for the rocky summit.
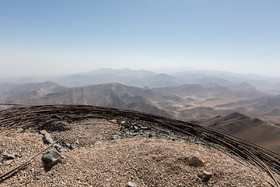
[0,105,279,186]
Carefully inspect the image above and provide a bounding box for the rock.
[45,121,71,132]
[53,144,68,153]
[95,141,102,145]
[110,119,117,123]
[2,152,16,160]
[42,149,64,170]
[21,152,30,157]
[40,130,50,136]
[42,134,54,145]
[188,156,204,167]
[198,170,212,182]
[40,130,54,144]
[110,135,120,140]
[17,128,24,133]
[140,126,150,130]
[127,181,136,187]
[3,160,13,165]
[64,143,75,150]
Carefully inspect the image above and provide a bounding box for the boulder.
[45,121,71,132]
[42,149,64,170]
[188,156,204,167]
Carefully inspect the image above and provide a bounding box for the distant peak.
[224,112,249,120]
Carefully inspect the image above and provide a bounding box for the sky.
[0,0,279,78]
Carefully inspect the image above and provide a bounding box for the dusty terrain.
[0,105,279,186]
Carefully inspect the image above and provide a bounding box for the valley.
[0,69,280,154]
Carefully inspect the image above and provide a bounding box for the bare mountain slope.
[195,112,280,153]
[0,82,268,121]
[215,95,280,122]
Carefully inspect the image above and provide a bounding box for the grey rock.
[188,156,204,167]
[95,141,102,145]
[110,135,120,140]
[2,152,16,160]
[17,128,24,133]
[127,181,136,187]
[53,144,68,153]
[40,130,50,136]
[64,143,75,150]
[21,152,30,157]
[42,149,63,169]
[40,130,54,144]
[42,134,54,145]
[3,160,13,165]
[198,170,212,182]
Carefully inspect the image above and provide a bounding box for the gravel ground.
[0,118,275,186]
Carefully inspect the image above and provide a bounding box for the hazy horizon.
[1,1,279,78]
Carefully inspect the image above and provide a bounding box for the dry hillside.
[195,112,280,154]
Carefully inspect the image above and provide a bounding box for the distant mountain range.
[0,79,279,123]
[1,68,280,153]
[2,68,280,94]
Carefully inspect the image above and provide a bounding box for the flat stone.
[17,128,24,133]
[3,160,13,165]
[120,121,126,125]
[40,130,50,136]
[95,141,102,145]
[127,181,136,187]
[110,119,117,123]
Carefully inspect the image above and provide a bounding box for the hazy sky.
[0,0,279,78]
